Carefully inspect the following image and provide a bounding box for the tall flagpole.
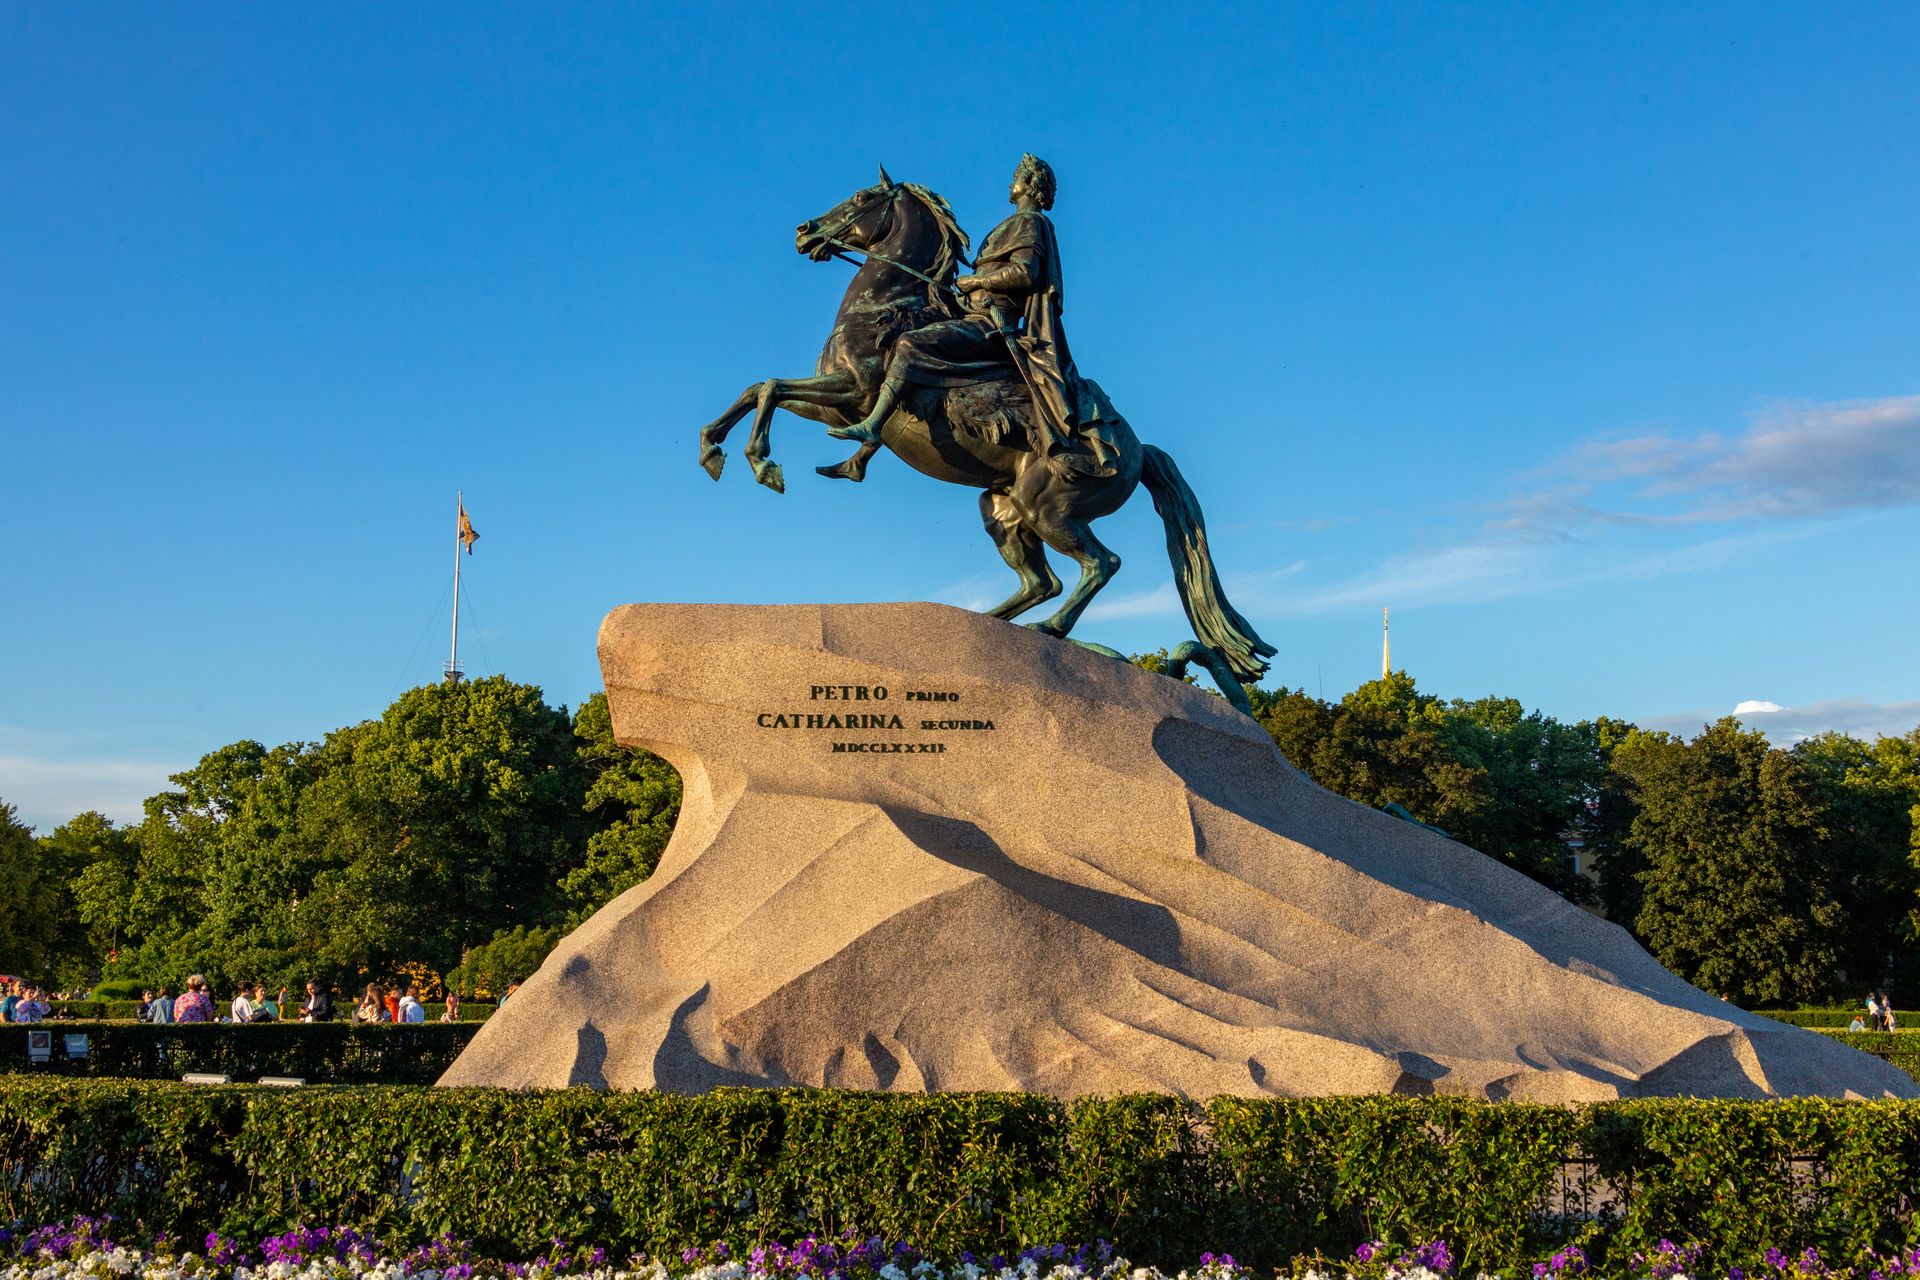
[1381,607,1390,680]
[447,491,464,683]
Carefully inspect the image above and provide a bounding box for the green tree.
[445,924,560,996]
[0,802,60,980]
[113,740,276,988]
[102,678,598,991]
[1253,675,1493,855]
[293,677,590,978]
[1611,718,1846,1006]
[1434,696,1607,903]
[38,810,142,985]
[1791,729,1920,995]
[559,693,682,927]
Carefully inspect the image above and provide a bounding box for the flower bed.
[10,1223,1920,1280]
[7,1082,1920,1277]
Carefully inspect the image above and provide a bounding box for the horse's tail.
[1140,444,1277,683]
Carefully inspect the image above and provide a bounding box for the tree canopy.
[5,669,1917,1010]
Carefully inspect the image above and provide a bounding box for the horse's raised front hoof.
[1023,620,1068,638]
[698,444,726,481]
[752,459,786,494]
[815,457,868,483]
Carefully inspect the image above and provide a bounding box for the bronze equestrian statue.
[694,158,1276,683]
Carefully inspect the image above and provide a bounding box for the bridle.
[815,185,957,294]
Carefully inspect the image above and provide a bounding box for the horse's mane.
[899,182,970,316]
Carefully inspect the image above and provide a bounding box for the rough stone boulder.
[439,603,1914,1100]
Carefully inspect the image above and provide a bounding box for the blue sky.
[3,3,1917,831]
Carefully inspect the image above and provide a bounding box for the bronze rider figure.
[828,154,1114,479]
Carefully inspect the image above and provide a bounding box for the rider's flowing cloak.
[991,210,1102,434]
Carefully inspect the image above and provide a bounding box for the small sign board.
[25,1031,52,1064]
[63,1034,89,1060]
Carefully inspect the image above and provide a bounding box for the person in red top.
[383,988,399,1022]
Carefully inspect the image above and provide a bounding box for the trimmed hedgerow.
[1813,1029,1920,1082]
[1764,1009,1913,1029]
[0,1022,478,1084]
[3,1081,1920,1274]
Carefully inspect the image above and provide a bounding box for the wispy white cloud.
[1541,394,1920,526]
[1226,394,1920,620]
[928,571,1012,614]
[0,755,176,833]
[1083,560,1308,623]
[1083,581,1181,621]
[1642,697,1920,746]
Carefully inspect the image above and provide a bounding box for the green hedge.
[1757,1008,1913,1029]
[0,1022,478,1084]
[3,1082,1920,1274]
[1814,1029,1920,1082]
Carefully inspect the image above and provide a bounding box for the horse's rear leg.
[979,492,1062,621]
[1027,513,1121,637]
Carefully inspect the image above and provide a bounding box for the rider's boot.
[816,443,878,482]
[828,367,908,446]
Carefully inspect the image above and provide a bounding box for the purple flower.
[1401,1240,1454,1275]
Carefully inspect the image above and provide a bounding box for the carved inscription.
[752,684,997,755]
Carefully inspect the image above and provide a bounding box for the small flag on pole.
[457,500,480,555]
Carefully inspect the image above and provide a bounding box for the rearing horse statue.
[695,169,1277,683]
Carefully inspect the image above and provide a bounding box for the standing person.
[230,985,255,1024]
[383,986,400,1023]
[355,984,385,1023]
[301,979,333,1023]
[397,987,425,1023]
[148,985,175,1024]
[0,985,16,1022]
[273,985,289,1019]
[13,988,46,1023]
[173,976,213,1024]
[136,990,154,1022]
[1879,991,1898,1032]
[440,991,462,1023]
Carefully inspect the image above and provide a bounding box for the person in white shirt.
[12,988,47,1023]
[397,987,426,1023]
[230,987,255,1023]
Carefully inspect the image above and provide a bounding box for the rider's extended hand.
[954,275,982,293]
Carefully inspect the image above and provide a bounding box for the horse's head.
[796,166,973,314]
[795,165,903,262]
